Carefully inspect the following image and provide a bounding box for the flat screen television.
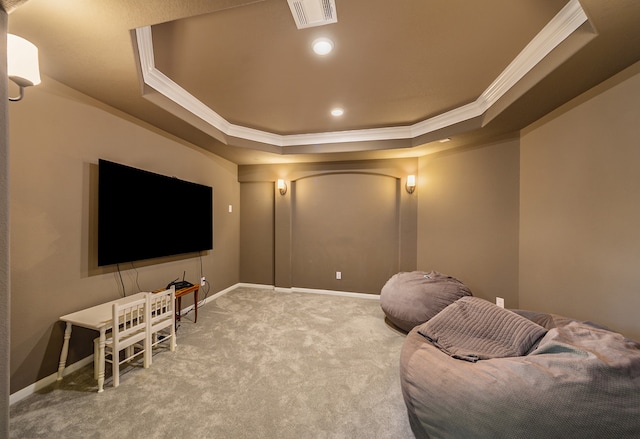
[97,159,213,266]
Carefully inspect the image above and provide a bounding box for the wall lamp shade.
[277,179,287,195]
[406,175,416,194]
[7,34,41,102]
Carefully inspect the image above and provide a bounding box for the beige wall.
[238,160,418,294]
[240,182,274,284]
[416,139,521,307]
[9,79,240,393]
[520,61,640,341]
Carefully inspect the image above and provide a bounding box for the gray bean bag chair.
[380,271,472,332]
[400,297,640,438]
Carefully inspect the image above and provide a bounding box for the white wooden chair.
[99,295,150,388]
[147,286,176,364]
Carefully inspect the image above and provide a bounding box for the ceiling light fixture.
[312,38,334,56]
[330,108,344,117]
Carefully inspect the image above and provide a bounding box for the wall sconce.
[406,175,416,194]
[277,179,287,196]
[7,34,41,102]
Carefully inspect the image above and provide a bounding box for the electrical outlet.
[496,297,505,308]
[201,276,206,286]
[336,271,342,280]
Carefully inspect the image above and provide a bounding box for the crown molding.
[135,0,588,150]
[481,0,588,108]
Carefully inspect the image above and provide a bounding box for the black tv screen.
[97,159,213,266]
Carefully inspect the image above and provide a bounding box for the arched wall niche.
[238,159,418,293]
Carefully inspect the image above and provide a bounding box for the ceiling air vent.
[287,0,337,29]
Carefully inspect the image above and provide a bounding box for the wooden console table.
[175,284,200,328]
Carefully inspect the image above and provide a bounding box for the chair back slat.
[150,288,175,324]
[147,286,176,358]
[112,296,148,349]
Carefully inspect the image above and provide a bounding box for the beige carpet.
[10,286,414,438]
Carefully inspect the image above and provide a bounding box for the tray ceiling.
[7,0,640,164]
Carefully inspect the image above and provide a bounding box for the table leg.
[194,289,198,323]
[176,296,182,330]
[97,328,106,393]
[94,338,99,380]
[57,322,73,381]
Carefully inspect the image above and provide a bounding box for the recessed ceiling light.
[312,38,334,56]
[331,108,344,117]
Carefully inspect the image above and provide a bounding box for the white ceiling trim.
[135,0,587,149]
[480,0,589,108]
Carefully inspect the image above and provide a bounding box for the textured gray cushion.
[380,271,472,332]
[417,297,548,362]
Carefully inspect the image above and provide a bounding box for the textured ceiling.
[7,0,640,164]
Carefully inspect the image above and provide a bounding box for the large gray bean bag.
[380,271,472,332]
[400,299,640,438]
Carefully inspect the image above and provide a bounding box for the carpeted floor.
[10,286,414,438]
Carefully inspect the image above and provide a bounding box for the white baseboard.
[237,283,274,290]
[291,286,380,300]
[10,283,378,405]
[195,282,238,308]
[9,354,93,406]
[272,285,380,300]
